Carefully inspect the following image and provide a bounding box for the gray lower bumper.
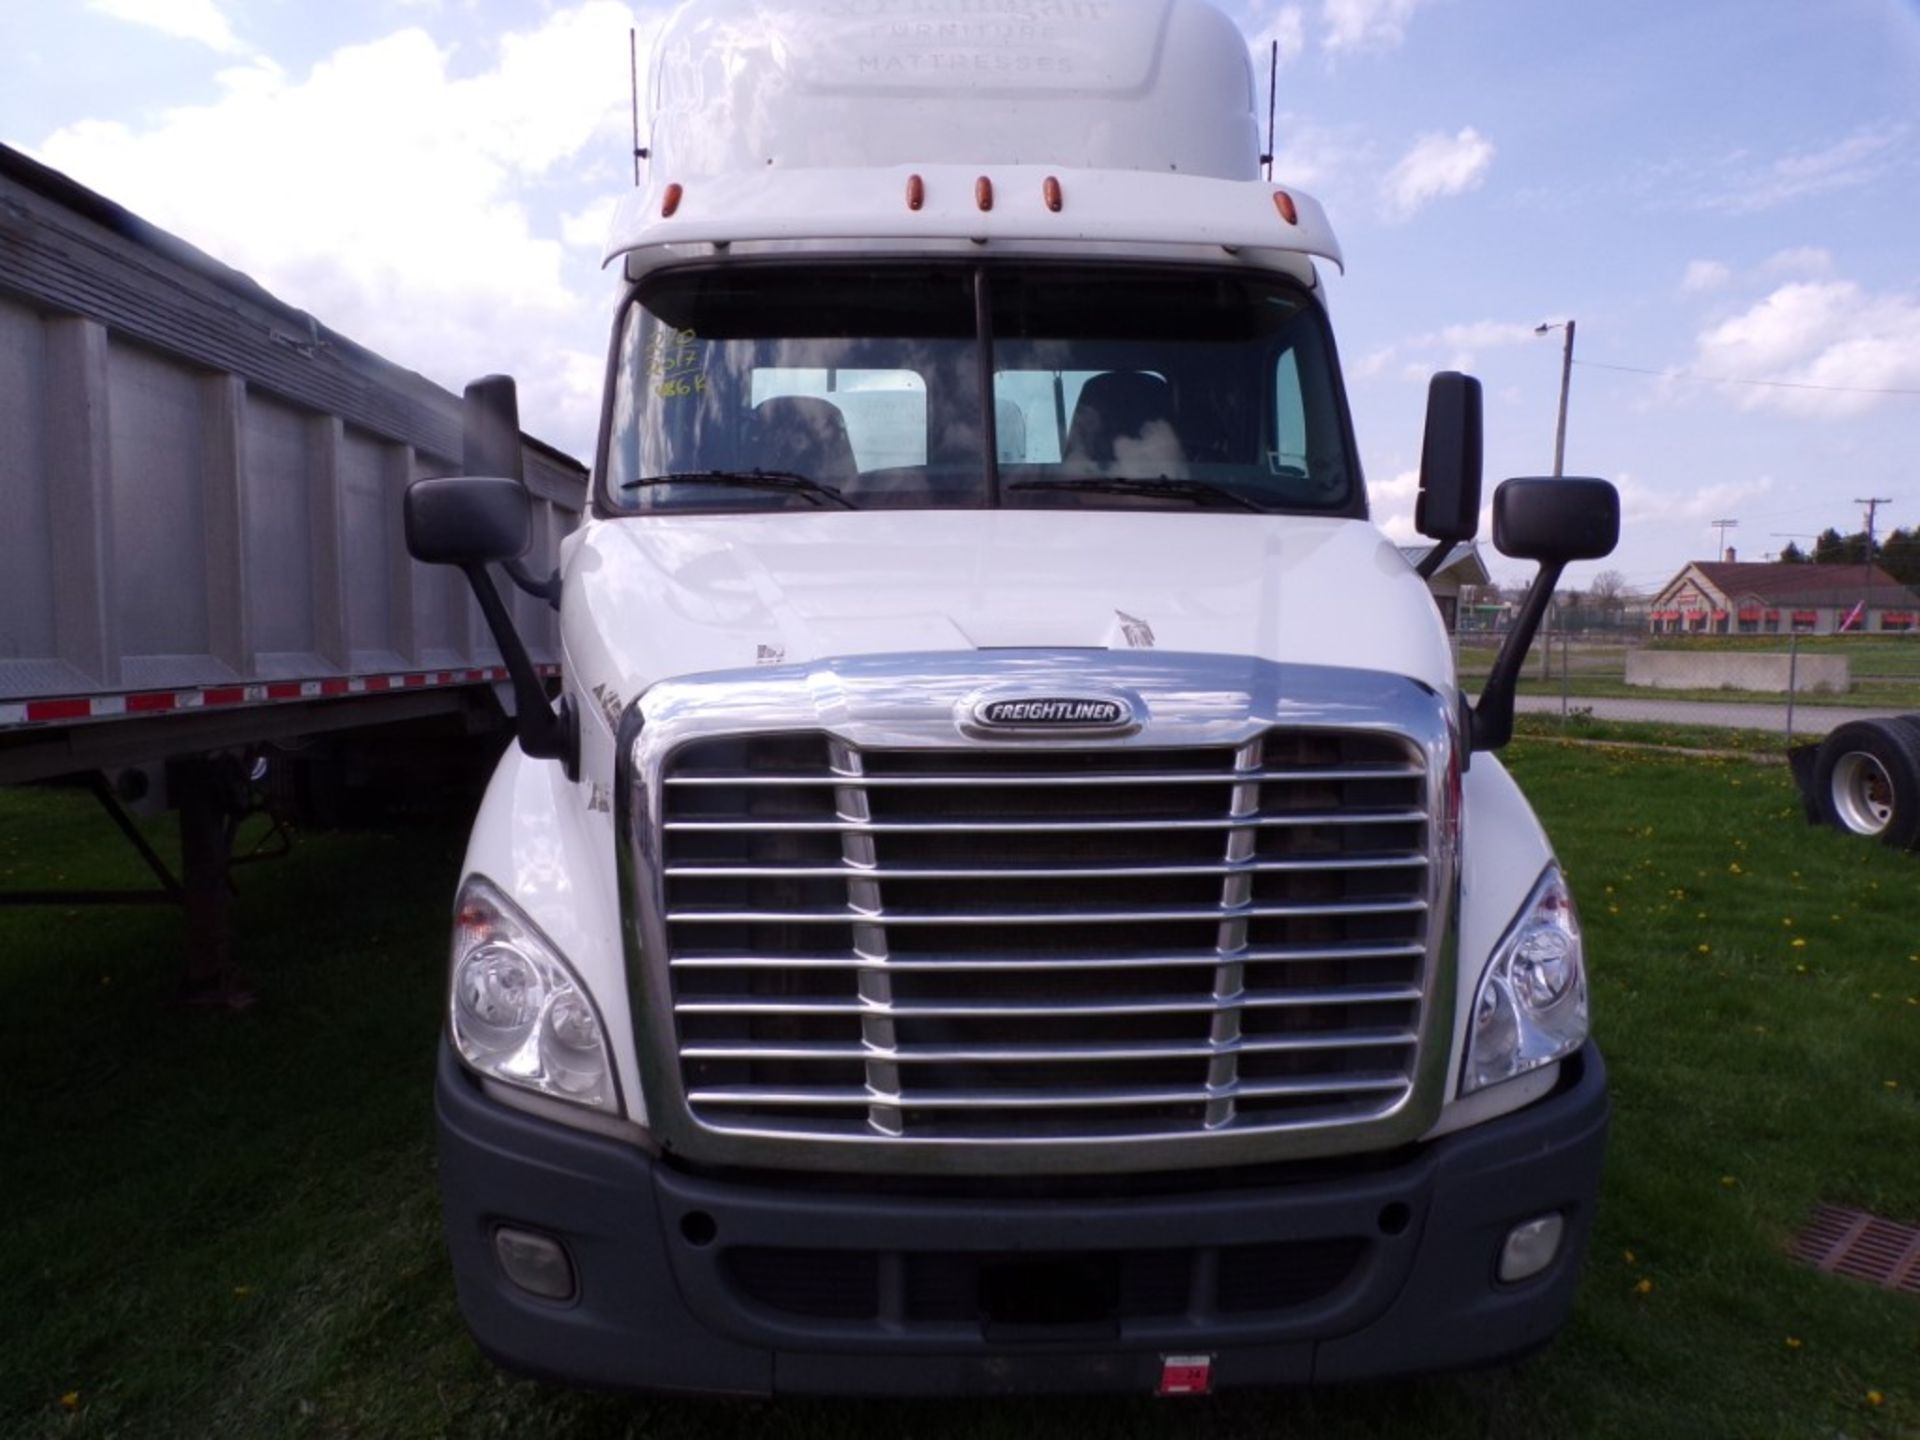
[435,1040,1608,1396]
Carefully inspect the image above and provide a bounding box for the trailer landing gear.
[0,755,289,1005]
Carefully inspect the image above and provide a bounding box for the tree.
[1813,527,1848,565]
[1881,528,1920,588]
[1587,569,1628,611]
[1778,540,1807,564]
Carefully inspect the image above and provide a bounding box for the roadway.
[1512,693,1912,737]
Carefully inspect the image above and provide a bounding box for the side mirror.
[463,374,526,482]
[401,375,575,775]
[1493,476,1619,563]
[1471,475,1620,753]
[403,475,531,566]
[1414,372,1483,544]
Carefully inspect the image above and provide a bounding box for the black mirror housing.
[463,374,526,482]
[404,475,531,566]
[1493,476,1619,563]
[1414,372,1483,542]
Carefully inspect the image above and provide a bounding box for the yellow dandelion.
[1781,917,1794,927]
[1791,937,1807,949]
[1784,1336,1802,1350]
[1867,1390,1884,1407]
[1623,1249,1636,1264]
[1633,1277,1654,1296]
[1887,1080,1901,1090]
[1697,943,1711,954]
[60,1393,80,1411]
[1719,1175,1737,1187]
[1729,862,1743,874]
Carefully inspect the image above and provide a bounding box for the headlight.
[450,875,617,1111]
[1462,865,1588,1094]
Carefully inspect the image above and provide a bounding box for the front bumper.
[435,1039,1608,1396]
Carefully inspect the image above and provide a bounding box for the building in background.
[1647,559,1920,636]
[1398,543,1492,633]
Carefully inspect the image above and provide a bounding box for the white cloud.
[37,3,658,454]
[1268,120,1366,193]
[1323,0,1427,53]
[87,0,244,52]
[1681,259,1730,294]
[1360,318,1540,379]
[1372,469,1421,541]
[1700,123,1907,214]
[1693,279,1920,418]
[562,195,620,251]
[1380,127,1494,220]
[1615,473,1775,526]
[1245,3,1307,69]
[1347,345,1396,381]
[1758,246,1832,279]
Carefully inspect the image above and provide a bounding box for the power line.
[1574,358,1920,398]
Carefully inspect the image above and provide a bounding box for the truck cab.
[417,0,1616,1395]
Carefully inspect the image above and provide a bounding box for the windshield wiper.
[620,470,855,510]
[1006,476,1268,513]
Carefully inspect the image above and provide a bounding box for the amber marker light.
[1043,176,1063,212]
[1272,190,1298,225]
[661,183,684,218]
[975,176,994,212]
[906,174,925,211]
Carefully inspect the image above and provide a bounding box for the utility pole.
[1535,319,1576,476]
[1855,496,1892,632]
[1711,518,1739,561]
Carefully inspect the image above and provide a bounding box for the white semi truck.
[416,0,1619,1395]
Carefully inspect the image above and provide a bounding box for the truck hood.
[560,511,1456,718]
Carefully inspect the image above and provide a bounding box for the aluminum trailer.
[0,143,586,996]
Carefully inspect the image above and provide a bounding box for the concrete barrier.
[1626,651,1850,694]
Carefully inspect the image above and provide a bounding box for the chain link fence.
[1453,615,1920,748]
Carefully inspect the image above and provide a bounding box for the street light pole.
[1536,319,1576,477]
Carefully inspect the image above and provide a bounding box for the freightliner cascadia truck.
[412,0,1621,1395]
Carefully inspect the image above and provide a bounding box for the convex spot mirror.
[1493,476,1619,563]
[404,475,532,567]
[1414,371,1483,543]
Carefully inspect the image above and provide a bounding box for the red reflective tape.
[364,675,392,692]
[203,687,246,706]
[318,679,350,696]
[126,692,178,713]
[26,697,92,722]
[265,682,303,700]
[403,674,426,688]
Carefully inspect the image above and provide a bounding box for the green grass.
[2,755,1917,1438]
[1511,712,1789,755]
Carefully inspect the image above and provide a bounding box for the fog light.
[493,1226,575,1301]
[1498,1213,1565,1283]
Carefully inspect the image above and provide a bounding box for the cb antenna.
[1261,39,1278,181]
[629,28,648,185]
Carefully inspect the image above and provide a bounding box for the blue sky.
[6,0,1918,592]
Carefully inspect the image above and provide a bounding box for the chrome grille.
[657,729,1432,1146]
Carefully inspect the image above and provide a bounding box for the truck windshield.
[603,264,1357,515]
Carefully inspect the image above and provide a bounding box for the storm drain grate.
[1790,1204,1920,1294]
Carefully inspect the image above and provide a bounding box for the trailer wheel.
[1812,718,1920,850]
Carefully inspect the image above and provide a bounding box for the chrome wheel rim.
[1831,751,1894,836]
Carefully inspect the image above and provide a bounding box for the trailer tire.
[1811,718,1920,850]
